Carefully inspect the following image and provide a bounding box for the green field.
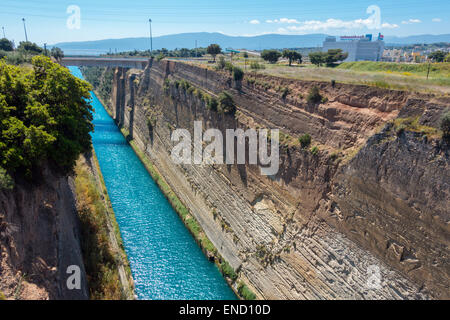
[337,61,450,78]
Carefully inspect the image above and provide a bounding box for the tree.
[308,52,326,67]
[282,50,302,66]
[445,54,450,63]
[429,50,446,62]
[0,38,14,51]
[324,49,348,66]
[17,41,43,54]
[51,47,64,61]
[207,44,222,62]
[261,50,281,64]
[0,56,93,179]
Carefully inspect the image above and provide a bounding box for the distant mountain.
[52,32,450,55]
[384,34,450,45]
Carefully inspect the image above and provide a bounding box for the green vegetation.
[429,50,446,62]
[107,47,207,59]
[337,61,450,78]
[224,61,234,73]
[237,282,256,300]
[81,66,115,107]
[299,134,312,148]
[206,96,219,111]
[310,146,319,155]
[309,49,348,67]
[74,157,127,300]
[0,56,93,180]
[261,50,281,64]
[218,91,236,115]
[219,260,238,281]
[207,44,222,62]
[250,61,265,70]
[232,66,244,81]
[17,41,43,54]
[216,56,226,69]
[50,47,64,62]
[282,50,302,66]
[308,51,327,67]
[0,38,14,51]
[440,110,450,142]
[306,86,323,104]
[279,86,290,99]
[0,39,48,65]
[324,49,348,66]
[392,116,442,139]
[0,167,14,190]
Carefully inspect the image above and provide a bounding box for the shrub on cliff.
[219,260,237,281]
[206,96,218,111]
[237,282,256,300]
[0,56,93,179]
[306,86,323,104]
[216,56,226,70]
[218,91,236,115]
[441,110,450,142]
[232,66,244,81]
[299,134,312,148]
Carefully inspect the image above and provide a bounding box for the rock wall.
[94,60,448,299]
[0,166,89,300]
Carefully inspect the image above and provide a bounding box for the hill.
[52,32,450,55]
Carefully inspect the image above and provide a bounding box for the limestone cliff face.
[0,166,89,300]
[91,60,448,299]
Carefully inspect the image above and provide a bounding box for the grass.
[74,157,128,300]
[186,56,450,94]
[237,282,256,300]
[219,261,238,281]
[392,116,442,139]
[337,61,450,78]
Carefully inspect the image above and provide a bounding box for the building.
[322,33,385,62]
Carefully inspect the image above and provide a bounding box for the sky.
[1,0,449,45]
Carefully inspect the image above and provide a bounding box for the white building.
[322,34,385,62]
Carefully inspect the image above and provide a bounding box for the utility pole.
[22,18,28,42]
[2,26,5,38]
[44,43,47,56]
[149,19,153,56]
[426,59,431,80]
[195,40,198,58]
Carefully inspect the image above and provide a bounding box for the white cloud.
[401,19,422,24]
[381,22,399,29]
[266,18,300,24]
[283,18,397,32]
[432,18,442,22]
[249,19,260,25]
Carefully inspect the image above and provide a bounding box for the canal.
[69,66,236,300]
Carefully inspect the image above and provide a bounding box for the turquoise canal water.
[69,67,236,300]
